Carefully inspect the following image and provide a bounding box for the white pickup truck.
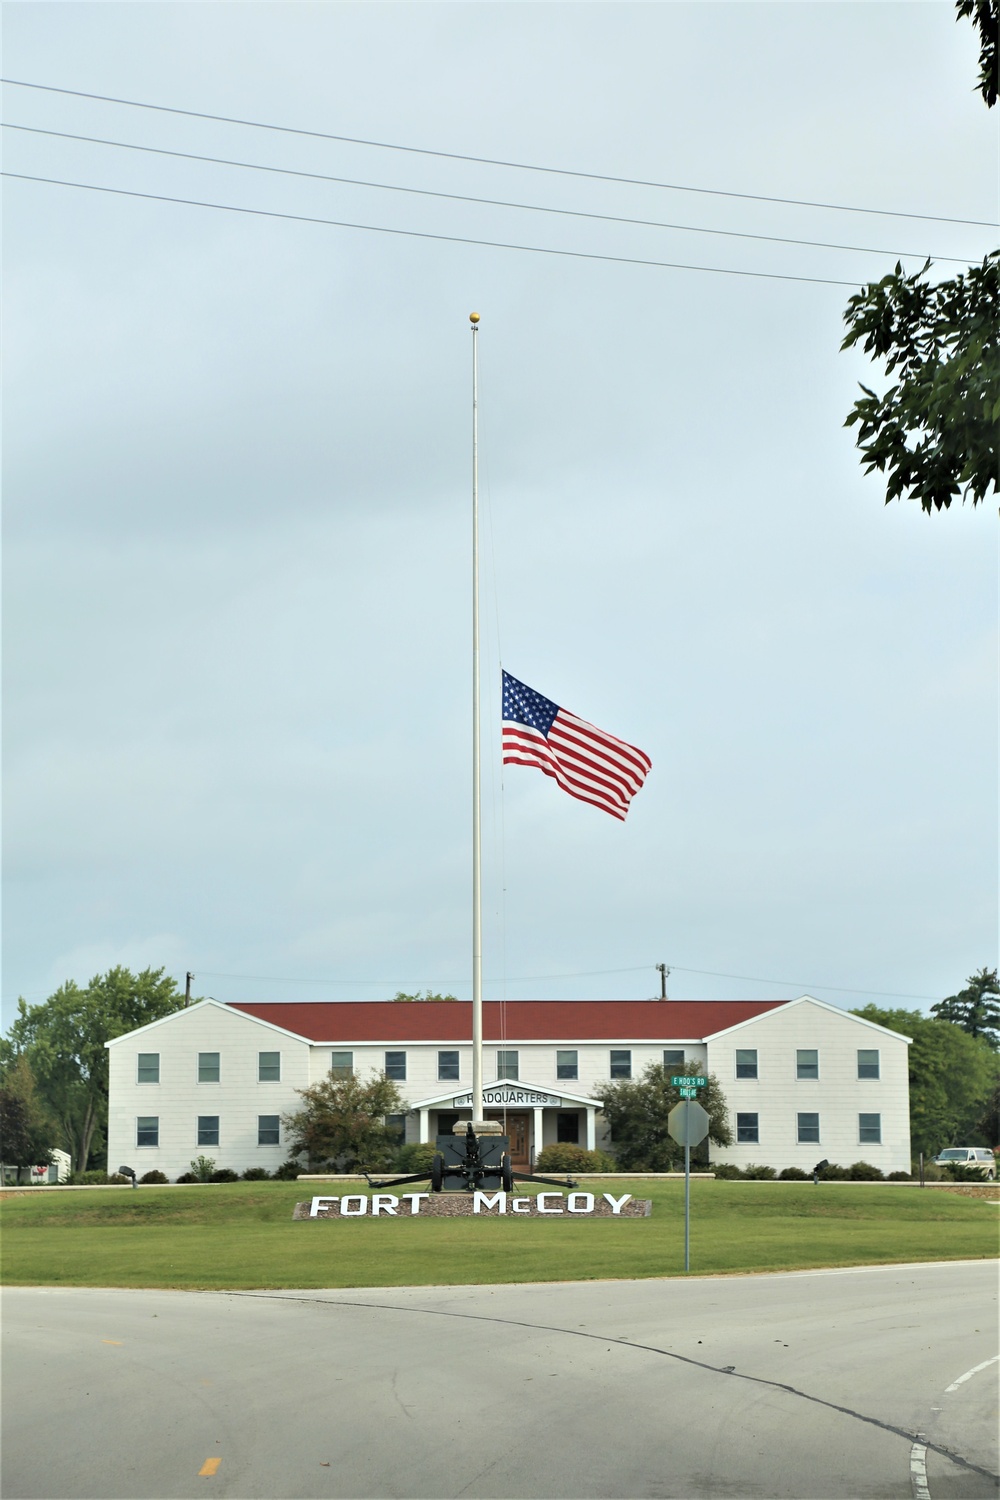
[933,1147,996,1179]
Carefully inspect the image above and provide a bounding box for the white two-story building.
[105,996,911,1179]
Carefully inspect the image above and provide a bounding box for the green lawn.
[1,1180,996,1289]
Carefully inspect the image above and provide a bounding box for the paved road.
[3,1262,997,1499]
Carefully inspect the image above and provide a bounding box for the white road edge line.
[944,1354,999,1394]
[909,1441,931,1500]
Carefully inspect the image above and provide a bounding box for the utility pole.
[185,972,193,1007]
[656,963,669,999]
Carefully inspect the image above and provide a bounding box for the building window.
[384,1050,406,1081]
[735,1049,758,1079]
[330,1051,353,1079]
[556,1050,578,1080]
[258,1051,281,1082]
[663,1049,685,1068]
[736,1113,759,1144]
[437,1113,460,1136]
[557,1113,580,1144]
[198,1052,220,1084]
[797,1113,820,1144]
[610,1049,632,1079]
[438,1050,460,1081]
[386,1113,407,1144]
[258,1115,280,1147]
[857,1049,880,1080]
[796,1049,819,1080]
[137,1053,160,1084]
[197,1116,219,1147]
[497,1050,519,1080]
[136,1116,159,1147]
[859,1113,882,1144]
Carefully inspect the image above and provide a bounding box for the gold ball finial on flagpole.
[469,312,480,324]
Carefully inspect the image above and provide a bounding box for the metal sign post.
[668,1099,710,1271]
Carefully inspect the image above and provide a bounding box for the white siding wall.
[708,1000,911,1174]
[107,1004,310,1179]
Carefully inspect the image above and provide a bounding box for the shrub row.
[710,1161,908,1181]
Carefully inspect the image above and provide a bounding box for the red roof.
[226,999,786,1043]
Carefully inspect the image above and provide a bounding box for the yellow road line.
[101,1339,123,1345]
[198,1458,221,1477]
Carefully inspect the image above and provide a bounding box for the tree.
[283,1070,408,1170]
[956,0,998,107]
[0,1054,55,1182]
[852,1005,1000,1156]
[0,967,184,1172]
[593,1063,732,1171]
[389,991,458,1002]
[930,967,1000,1047]
[841,252,999,513]
[841,3,998,514]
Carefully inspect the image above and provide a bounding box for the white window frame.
[257,1114,280,1147]
[136,1053,160,1085]
[796,1049,819,1081]
[330,1050,353,1079]
[857,1049,880,1080]
[384,1050,407,1081]
[797,1112,820,1145]
[198,1052,221,1084]
[437,1050,460,1082]
[136,1116,159,1147]
[735,1049,758,1080]
[736,1112,759,1144]
[197,1115,220,1148]
[610,1049,632,1079]
[497,1049,519,1081]
[858,1113,882,1145]
[258,1051,281,1083]
[556,1049,579,1080]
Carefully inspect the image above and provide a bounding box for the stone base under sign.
[294,1195,652,1219]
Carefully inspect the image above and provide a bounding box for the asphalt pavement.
[2,1261,997,1499]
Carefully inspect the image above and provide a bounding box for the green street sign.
[671,1076,707,1088]
[678,1087,697,1097]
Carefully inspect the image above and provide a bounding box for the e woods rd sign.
[295,1192,651,1218]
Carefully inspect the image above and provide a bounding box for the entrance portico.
[411,1081,599,1165]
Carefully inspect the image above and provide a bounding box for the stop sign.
[668,1100,710,1147]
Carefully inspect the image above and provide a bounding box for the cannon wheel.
[431,1154,444,1193]
[502,1154,514,1193]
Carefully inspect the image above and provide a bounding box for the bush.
[741,1163,777,1180]
[189,1155,216,1183]
[175,1171,197,1183]
[943,1162,990,1182]
[210,1168,240,1183]
[241,1167,271,1181]
[778,1167,810,1180]
[534,1144,616,1173]
[818,1162,849,1179]
[70,1169,111,1185]
[887,1170,912,1181]
[108,1173,130,1185]
[709,1162,743,1180]
[848,1161,884,1180]
[271,1158,303,1181]
[139,1170,168,1184]
[392,1142,438,1174]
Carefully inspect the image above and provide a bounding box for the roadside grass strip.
[1,1179,996,1290]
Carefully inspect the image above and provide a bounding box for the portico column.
[419,1109,430,1144]
[533,1107,544,1165]
[586,1108,596,1152]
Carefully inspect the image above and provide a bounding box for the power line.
[196,966,938,1001]
[3,76,996,229]
[2,172,862,287]
[2,122,979,266]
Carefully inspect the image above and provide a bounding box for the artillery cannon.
[365,1121,578,1194]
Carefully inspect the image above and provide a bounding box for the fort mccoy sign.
[295,1192,651,1218]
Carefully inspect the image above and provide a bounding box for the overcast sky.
[3,1,997,1030]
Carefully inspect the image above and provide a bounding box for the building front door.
[489,1111,530,1170]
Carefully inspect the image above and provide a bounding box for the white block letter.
[567,1192,594,1214]
[372,1194,398,1216]
[473,1191,506,1214]
[603,1193,632,1215]
[309,1196,337,1218]
[340,1194,368,1216]
[511,1197,531,1213]
[537,1192,563,1214]
[402,1194,429,1215]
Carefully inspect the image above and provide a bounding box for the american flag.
[501,671,651,821]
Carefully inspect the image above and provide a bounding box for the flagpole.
[470,311,483,1128]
